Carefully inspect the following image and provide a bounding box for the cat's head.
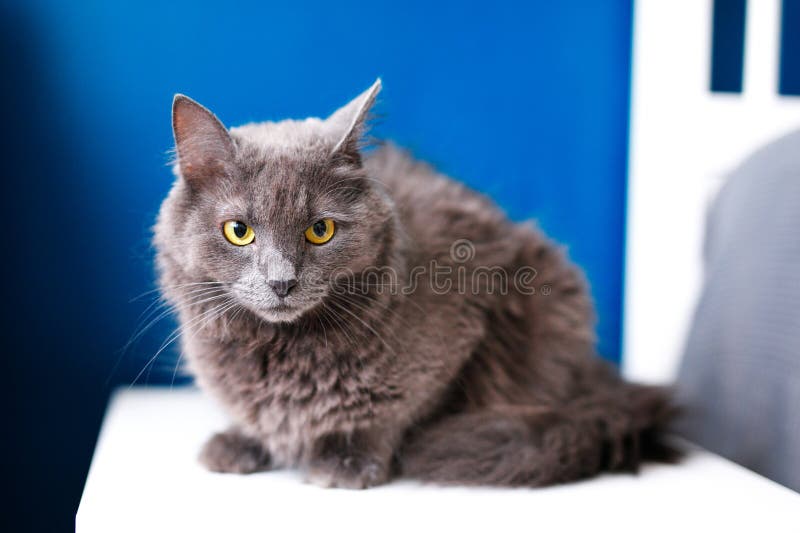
[155,79,395,323]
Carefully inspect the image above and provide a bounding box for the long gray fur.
[154,79,678,489]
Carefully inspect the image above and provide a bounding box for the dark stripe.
[779,0,800,95]
[710,0,747,93]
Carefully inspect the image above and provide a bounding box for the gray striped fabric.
[676,129,800,492]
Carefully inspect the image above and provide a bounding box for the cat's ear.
[327,78,382,164]
[172,94,235,184]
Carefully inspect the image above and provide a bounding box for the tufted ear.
[171,94,235,184]
[327,78,381,164]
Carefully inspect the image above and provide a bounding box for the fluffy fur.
[154,79,679,489]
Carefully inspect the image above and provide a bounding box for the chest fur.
[189,334,401,464]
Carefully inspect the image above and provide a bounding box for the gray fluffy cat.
[154,79,678,489]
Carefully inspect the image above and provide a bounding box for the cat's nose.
[268,279,297,298]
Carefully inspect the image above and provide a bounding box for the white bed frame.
[623,0,800,383]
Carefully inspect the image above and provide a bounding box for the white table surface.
[77,388,800,532]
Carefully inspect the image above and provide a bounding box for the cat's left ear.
[172,94,236,185]
[327,78,382,164]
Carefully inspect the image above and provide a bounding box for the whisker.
[333,290,450,359]
[327,299,395,355]
[330,292,408,349]
[128,281,225,303]
[170,300,244,390]
[129,296,235,388]
[318,304,368,374]
[319,304,357,347]
[123,288,229,354]
[107,286,231,386]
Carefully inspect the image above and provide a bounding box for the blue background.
[0,1,632,529]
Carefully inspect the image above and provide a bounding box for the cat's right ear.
[172,95,235,184]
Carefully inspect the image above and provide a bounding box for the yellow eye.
[305,219,335,245]
[222,220,255,246]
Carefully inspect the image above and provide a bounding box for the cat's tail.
[398,383,681,487]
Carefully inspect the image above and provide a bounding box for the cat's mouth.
[268,301,302,316]
[248,301,307,323]
[234,292,309,323]
[231,283,323,323]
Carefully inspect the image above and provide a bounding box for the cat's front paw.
[306,432,390,489]
[199,429,272,474]
[306,454,389,489]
